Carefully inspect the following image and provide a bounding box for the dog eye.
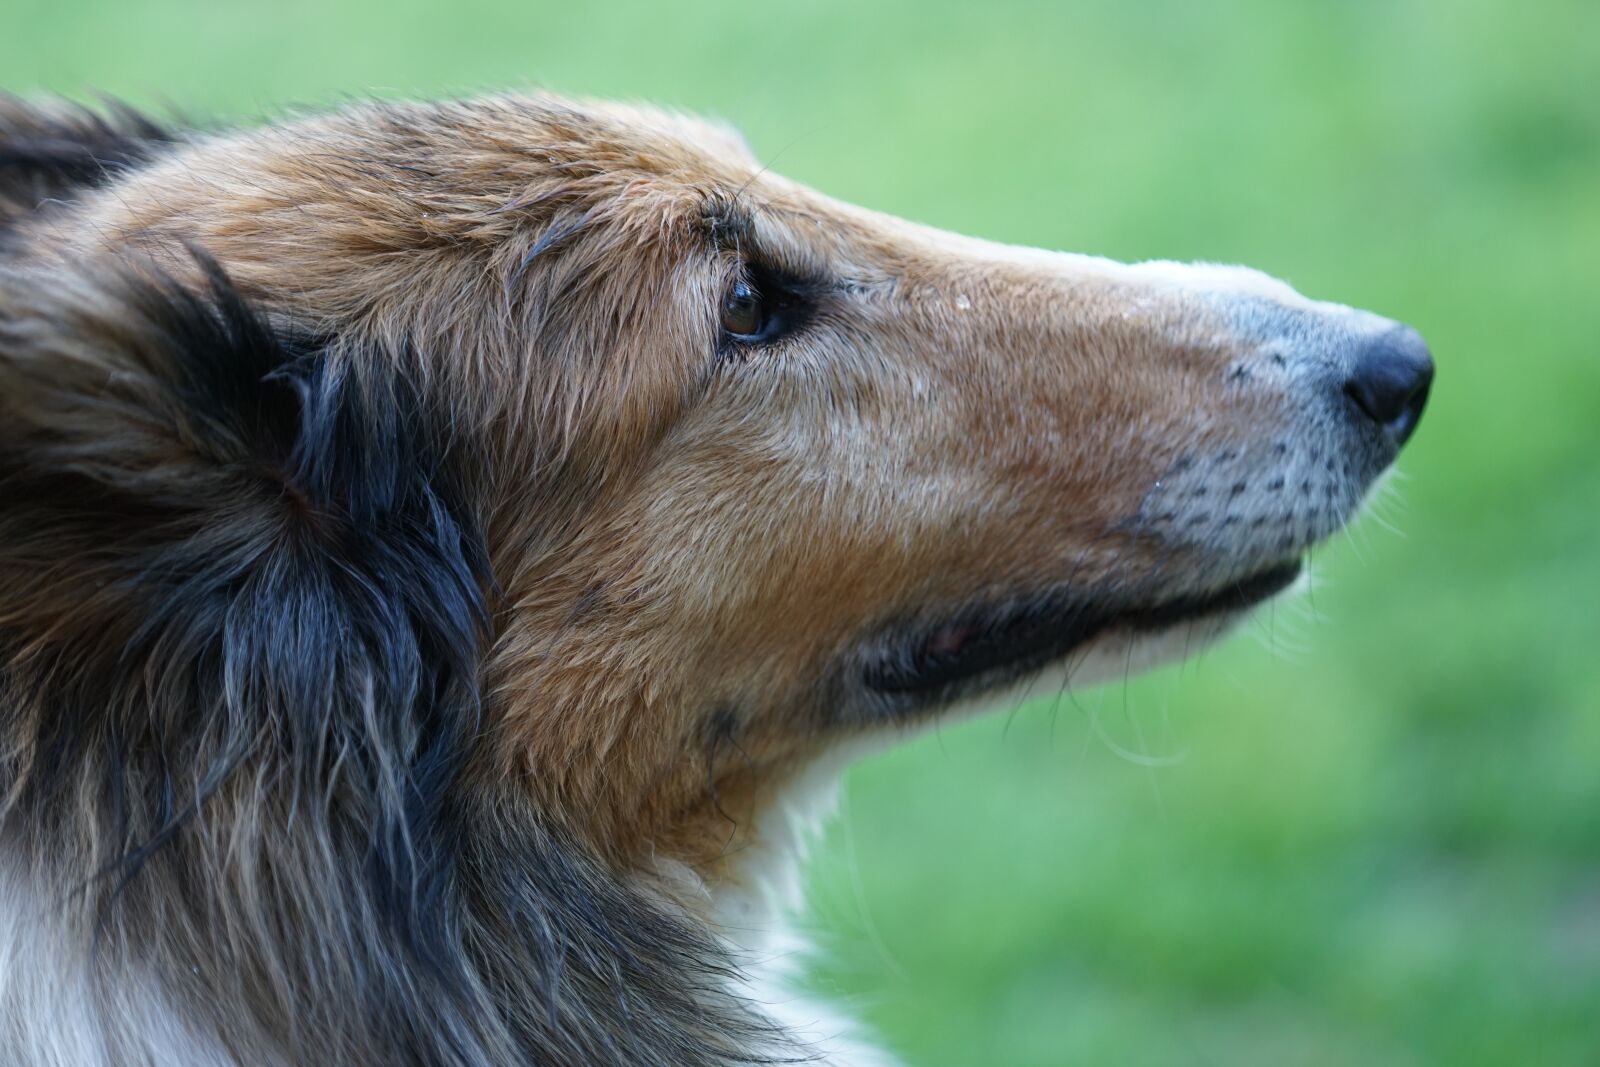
[717,262,816,351]
[721,278,768,339]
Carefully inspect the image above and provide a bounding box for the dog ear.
[0,97,178,231]
[0,250,489,951]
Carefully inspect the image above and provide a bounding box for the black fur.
[0,97,177,231]
[0,253,793,1065]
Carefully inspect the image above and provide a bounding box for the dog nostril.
[1342,324,1434,446]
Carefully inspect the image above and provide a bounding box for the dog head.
[0,92,1428,968]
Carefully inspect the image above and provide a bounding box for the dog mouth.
[860,560,1303,702]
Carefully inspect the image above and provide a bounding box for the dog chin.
[915,576,1302,737]
[1060,560,1313,686]
[1058,603,1267,689]
[855,558,1306,719]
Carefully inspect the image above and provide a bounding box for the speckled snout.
[1137,293,1433,584]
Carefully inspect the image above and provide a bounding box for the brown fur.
[0,92,1425,1065]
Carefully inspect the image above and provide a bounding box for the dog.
[0,93,1431,1066]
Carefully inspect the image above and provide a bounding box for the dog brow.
[702,199,759,252]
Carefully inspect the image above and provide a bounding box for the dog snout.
[1341,323,1433,446]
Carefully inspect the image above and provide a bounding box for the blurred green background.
[7,1,1597,1063]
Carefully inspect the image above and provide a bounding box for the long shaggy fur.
[0,97,176,233]
[0,248,783,1064]
[0,92,1422,1066]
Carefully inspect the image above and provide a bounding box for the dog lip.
[861,560,1303,699]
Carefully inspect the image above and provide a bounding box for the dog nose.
[1343,325,1434,446]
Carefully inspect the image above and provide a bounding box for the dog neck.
[668,738,902,1067]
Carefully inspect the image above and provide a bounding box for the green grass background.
[7,1,1597,1062]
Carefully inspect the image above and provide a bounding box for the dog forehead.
[438,94,763,197]
[578,98,759,171]
[56,93,761,237]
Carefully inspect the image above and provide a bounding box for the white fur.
[705,609,1265,1064]
[0,863,242,1067]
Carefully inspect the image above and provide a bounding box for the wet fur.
[0,94,1410,1065]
